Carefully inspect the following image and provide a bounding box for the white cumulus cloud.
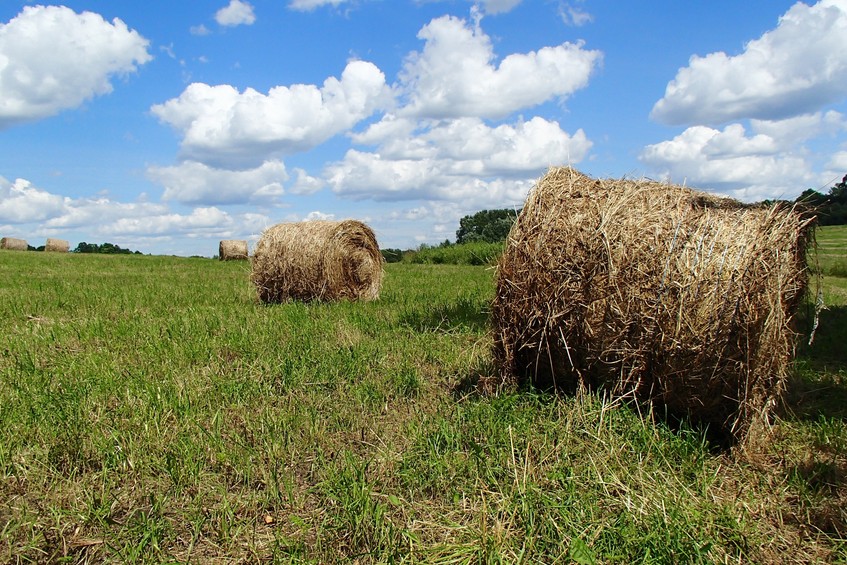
[651,0,847,125]
[151,60,391,168]
[397,15,601,119]
[0,177,67,223]
[750,110,847,143]
[147,160,288,205]
[0,5,151,129]
[827,151,847,172]
[289,168,324,195]
[42,197,169,231]
[0,175,273,254]
[329,115,590,203]
[639,124,818,201]
[215,0,256,26]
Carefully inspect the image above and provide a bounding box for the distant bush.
[406,241,504,266]
[73,242,142,255]
[381,248,404,263]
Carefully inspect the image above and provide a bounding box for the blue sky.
[1,0,846,256]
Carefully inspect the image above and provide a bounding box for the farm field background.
[0,227,845,563]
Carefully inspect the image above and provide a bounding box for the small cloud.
[304,210,335,221]
[215,0,256,27]
[473,0,523,15]
[288,0,348,12]
[559,2,593,27]
[190,24,211,36]
[289,168,324,195]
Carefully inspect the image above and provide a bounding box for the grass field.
[817,224,847,279]
[0,229,845,563]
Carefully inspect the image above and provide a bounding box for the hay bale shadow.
[786,305,847,421]
[400,297,489,333]
[452,359,727,450]
[796,304,847,371]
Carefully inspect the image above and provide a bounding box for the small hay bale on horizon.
[491,166,814,446]
[1,237,28,251]
[219,240,249,261]
[251,220,383,303]
[45,238,70,253]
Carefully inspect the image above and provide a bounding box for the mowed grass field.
[0,229,845,564]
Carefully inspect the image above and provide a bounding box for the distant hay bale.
[251,220,383,303]
[45,238,70,253]
[219,240,248,261]
[491,167,814,446]
[0,237,28,251]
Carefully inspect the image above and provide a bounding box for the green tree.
[73,241,140,254]
[796,174,847,225]
[380,248,403,263]
[827,174,847,225]
[455,209,518,244]
[73,242,100,253]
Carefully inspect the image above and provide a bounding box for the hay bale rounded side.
[45,238,70,253]
[491,167,813,445]
[219,240,248,261]
[0,237,28,251]
[250,220,383,303]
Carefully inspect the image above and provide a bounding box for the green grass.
[0,249,845,563]
[816,224,847,278]
[406,241,504,266]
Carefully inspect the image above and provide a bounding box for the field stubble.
[0,234,845,563]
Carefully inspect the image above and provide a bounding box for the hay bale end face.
[0,237,28,251]
[45,238,70,253]
[491,167,813,446]
[219,240,248,261]
[250,220,383,303]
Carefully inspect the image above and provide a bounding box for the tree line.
[73,242,142,254]
[796,173,847,225]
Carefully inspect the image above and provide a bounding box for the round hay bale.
[219,240,248,261]
[251,220,383,303]
[0,237,28,251]
[491,167,813,446]
[45,238,70,253]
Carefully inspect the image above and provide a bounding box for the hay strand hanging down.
[1,237,28,251]
[251,220,383,303]
[45,238,70,253]
[219,240,248,261]
[491,167,813,446]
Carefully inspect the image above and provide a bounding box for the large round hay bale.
[219,240,248,261]
[251,220,383,303]
[45,238,70,253]
[491,167,813,445]
[0,237,28,251]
